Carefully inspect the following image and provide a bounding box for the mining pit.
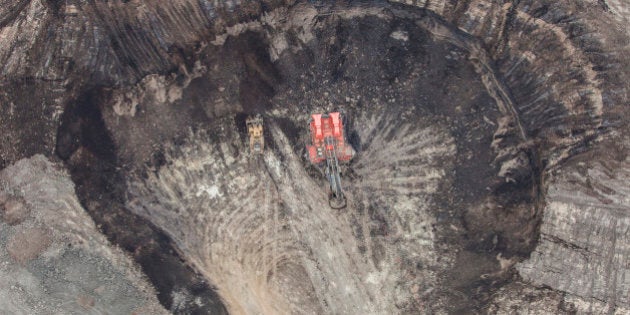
[1,0,629,314]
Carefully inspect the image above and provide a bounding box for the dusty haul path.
[127,110,456,314]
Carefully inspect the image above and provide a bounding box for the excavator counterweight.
[306,112,355,209]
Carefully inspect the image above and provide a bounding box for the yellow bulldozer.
[246,114,264,154]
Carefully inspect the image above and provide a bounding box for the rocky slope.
[0,155,167,314]
[0,0,628,314]
[516,134,630,314]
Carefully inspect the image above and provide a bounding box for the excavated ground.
[2,0,629,314]
[59,4,540,314]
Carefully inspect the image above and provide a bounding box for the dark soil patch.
[56,87,228,314]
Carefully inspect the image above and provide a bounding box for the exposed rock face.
[0,0,628,314]
[485,138,630,315]
[517,136,630,313]
[486,281,576,314]
[0,155,167,315]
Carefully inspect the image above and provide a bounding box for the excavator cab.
[246,114,264,155]
[306,112,355,209]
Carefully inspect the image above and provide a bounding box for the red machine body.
[307,112,354,164]
[306,112,354,209]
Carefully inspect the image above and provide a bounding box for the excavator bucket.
[246,114,264,154]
